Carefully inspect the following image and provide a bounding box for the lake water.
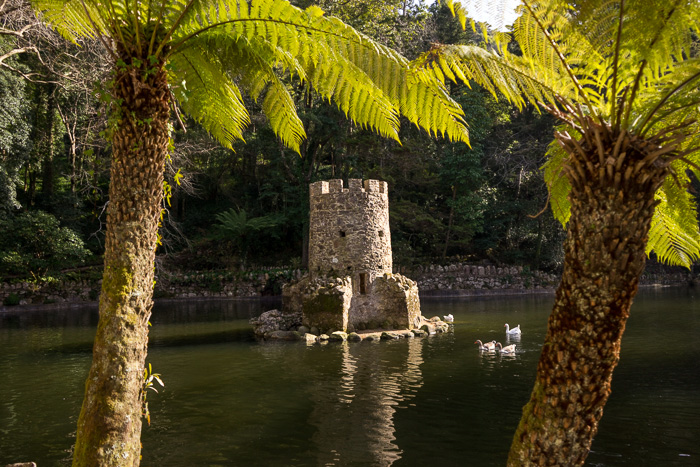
[1,288,699,466]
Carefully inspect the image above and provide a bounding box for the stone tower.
[308,179,392,291]
[283,179,421,333]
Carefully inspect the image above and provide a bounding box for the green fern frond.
[172,1,470,145]
[438,0,700,126]
[413,44,558,111]
[543,131,572,226]
[215,208,247,236]
[262,74,305,153]
[634,58,700,136]
[34,0,474,150]
[647,175,700,268]
[440,0,469,30]
[215,208,281,237]
[169,46,250,148]
[303,13,467,143]
[31,0,106,42]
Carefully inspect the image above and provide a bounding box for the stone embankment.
[402,263,691,295]
[1,262,692,308]
[0,267,301,307]
[405,264,559,294]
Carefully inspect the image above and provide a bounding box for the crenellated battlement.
[309,179,388,198]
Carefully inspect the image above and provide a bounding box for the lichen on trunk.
[72,50,170,467]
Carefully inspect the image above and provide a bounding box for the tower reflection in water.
[308,338,425,466]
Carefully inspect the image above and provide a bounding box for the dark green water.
[1,289,699,466]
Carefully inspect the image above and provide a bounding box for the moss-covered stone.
[329,331,348,342]
[347,332,362,342]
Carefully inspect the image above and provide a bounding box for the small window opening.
[359,273,367,294]
[378,230,384,237]
[339,230,346,237]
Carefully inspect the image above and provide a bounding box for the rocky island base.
[250,309,452,344]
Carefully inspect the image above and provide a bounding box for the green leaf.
[646,173,700,268]
[543,129,572,227]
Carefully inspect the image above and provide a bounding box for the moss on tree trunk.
[508,123,668,465]
[72,51,170,467]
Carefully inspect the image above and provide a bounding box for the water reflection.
[2,289,699,466]
[308,338,425,466]
[505,333,521,344]
[151,297,281,325]
[477,347,518,377]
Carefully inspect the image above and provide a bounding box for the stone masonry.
[283,179,421,333]
[308,178,392,279]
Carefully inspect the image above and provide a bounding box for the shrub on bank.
[0,211,92,276]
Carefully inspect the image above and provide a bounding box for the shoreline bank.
[1,261,692,312]
[0,281,690,314]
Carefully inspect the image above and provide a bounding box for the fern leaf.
[647,176,700,268]
[169,45,250,148]
[31,0,106,42]
[543,132,572,226]
[262,74,305,153]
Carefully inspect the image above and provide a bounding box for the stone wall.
[0,263,692,308]
[0,268,302,307]
[407,264,559,294]
[399,263,691,295]
[309,179,392,278]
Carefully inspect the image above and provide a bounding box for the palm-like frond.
[432,0,700,123]
[31,0,106,42]
[542,130,572,226]
[433,0,700,267]
[260,73,306,152]
[647,175,700,267]
[169,0,469,147]
[215,208,280,237]
[169,45,250,148]
[32,0,471,151]
[440,0,470,30]
[412,44,559,111]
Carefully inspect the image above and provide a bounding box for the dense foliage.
[0,210,91,275]
[0,0,564,282]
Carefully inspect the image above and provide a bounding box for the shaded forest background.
[0,0,567,282]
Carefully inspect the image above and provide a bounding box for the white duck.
[505,323,521,335]
[496,342,516,354]
[443,314,454,323]
[475,339,497,351]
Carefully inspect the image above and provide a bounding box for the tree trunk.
[72,53,170,467]
[41,84,57,200]
[508,123,668,465]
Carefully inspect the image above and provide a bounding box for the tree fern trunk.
[508,124,668,465]
[72,54,170,467]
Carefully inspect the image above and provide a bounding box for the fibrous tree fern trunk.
[508,118,669,465]
[72,47,170,467]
